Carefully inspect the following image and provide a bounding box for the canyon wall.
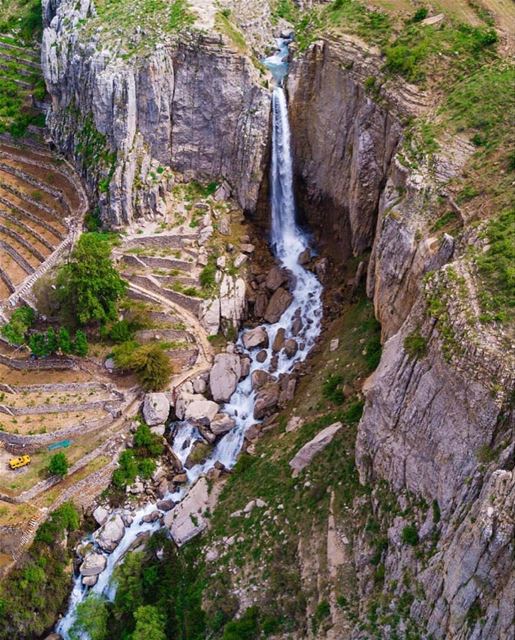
[41,0,270,227]
[288,36,514,640]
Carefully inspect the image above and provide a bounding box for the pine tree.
[73,330,89,357]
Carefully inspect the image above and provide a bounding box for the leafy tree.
[73,330,89,356]
[58,327,72,354]
[70,594,110,640]
[132,605,166,640]
[46,327,58,354]
[1,306,36,345]
[29,332,50,358]
[48,452,69,478]
[56,233,126,326]
[112,450,138,488]
[114,342,172,391]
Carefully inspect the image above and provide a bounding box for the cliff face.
[288,35,514,639]
[41,0,270,227]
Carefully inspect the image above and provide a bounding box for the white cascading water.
[56,36,322,638]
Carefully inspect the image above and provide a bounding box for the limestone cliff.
[287,35,514,639]
[41,0,270,227]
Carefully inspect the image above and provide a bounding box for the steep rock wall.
[41,0,270,227]
[288,36,514,639]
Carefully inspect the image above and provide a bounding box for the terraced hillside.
[0,137,88,310]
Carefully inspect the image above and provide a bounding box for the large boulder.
[283,338,298,359]
[289,422,342,476]
[251,370,276,390]
[253,383,280,420]
[185,399,220,425]
[164,477,211,546]
[185,441,212,468]
[272,327,286,352]
[92,505,109,527]
[209,353,242,402]
[210,413,236,436]
[142,393,170,426]
[264,288,293,323]
[242,326,268,350]
[80,552,107,576]
[265,266,289,291]
[95,514,125,552]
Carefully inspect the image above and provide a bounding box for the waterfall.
[56,36,322,638]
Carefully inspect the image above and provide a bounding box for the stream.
[56,36,323,638]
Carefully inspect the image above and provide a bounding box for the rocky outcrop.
[289,422,342,476]
[142,393,170,427]
[41,0,270,227]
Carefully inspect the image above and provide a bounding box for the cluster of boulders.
[246,265,294,323]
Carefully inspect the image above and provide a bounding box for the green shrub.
[411,7,428,22]
[401,524,419,546]
[404,331,428,360]
[48,452,69,478]
[1,306,36,345]
[343,399,364,425]
[113,342,172,391]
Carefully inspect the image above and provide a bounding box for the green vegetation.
[113,341,172,390]
[47,452,69,478]
[401,524,420,546]
[431,211,459,233]
[328,0,391,46]
[475,210,514,323]
[384,21,497,84]
[0,0,42,42]
[322,373,345,405]
[28,327,88,357]
[112,422,164,489]
[1,306,35,345]
[0,503,80,639]
[403,331,428,360]
[56,233,127,327]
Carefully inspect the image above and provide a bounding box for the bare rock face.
[184,399,219,426]
[209,353,242,403]
[253,383,280,420]
[41,1,270,227]
[142,393,170,426]
[264,288,293,323]
[164,477,215,546]
[92,505,109,527]
[289,422,342,476]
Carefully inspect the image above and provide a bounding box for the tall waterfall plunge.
[56,37,322,638]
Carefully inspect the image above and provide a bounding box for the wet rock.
[254,291,269,318]
[80,552,107,576]
[185,441,212,469]
[291,312,303,336]
[298,248,311,265]
[251,370,276,390]
[265,266,289,291]
[82,575,98,587]
[245,423,262,440]
[256,349,268,363]
[210,414,236,436]
[96,514,125,552]
[142,393,170,426]
[240,355,251,379]
[283,338,298,358]
[141,511,162,524]
[92,505,109,527]
[198,424,217,444]
[242,326,268,350]
[209,353,242,402]
[157,499,175,511]
[264,288,293,323]
[289,422,342,476]
[272,327,286,352]
[156,478,169,498]
[253,383,280,420]
[172,473,188,484]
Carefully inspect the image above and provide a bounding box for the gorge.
[0,1,513,639]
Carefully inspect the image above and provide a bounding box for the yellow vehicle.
[9,455,31,470]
